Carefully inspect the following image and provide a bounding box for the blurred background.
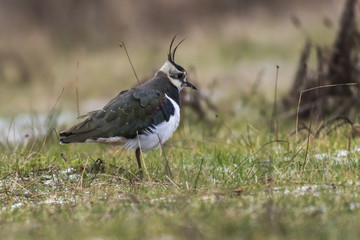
[0,0,347,141]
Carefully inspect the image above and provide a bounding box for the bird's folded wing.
[59,88,174,143]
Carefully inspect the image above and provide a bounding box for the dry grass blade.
[295,83,357,140]
[302,105,314,174]
[27,87,65,157]
[246,125,254,153]
[6,114,15,150]
[32,128,57,160]
[78,158,89,189]
[119,41,140,86]
[156,133,173,179]
[225,140,288,183]
[76,61,80,117]
[194,157,204,192]
[314,116,353,137]
[347,125,351,169]
[289,122,313,137]
[271,65,279,141]
[136,131,151,182]
[165,175,179,190]
[280,147,303,170]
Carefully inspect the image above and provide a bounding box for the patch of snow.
[337,150,349,158]
[274,185,321,197]
[201,195,217,202]
[349,203,360,210]
[11,202,24,209]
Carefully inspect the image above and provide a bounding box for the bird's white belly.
[123,95,180,152]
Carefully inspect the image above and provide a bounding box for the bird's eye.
[177,73,184,79]
[170,73,184,79]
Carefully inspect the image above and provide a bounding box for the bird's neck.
[141,71,181,105]
[165,82,180,105]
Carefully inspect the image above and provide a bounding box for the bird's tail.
[59,119,98,144]
[59,130,90,144]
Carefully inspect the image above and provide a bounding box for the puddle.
[0,111,76,144]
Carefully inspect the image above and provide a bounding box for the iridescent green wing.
[60,88,174,143]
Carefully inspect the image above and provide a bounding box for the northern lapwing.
[59,36,197,169]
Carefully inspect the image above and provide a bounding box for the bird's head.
[159,36,197,92]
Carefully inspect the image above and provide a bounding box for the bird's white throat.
[159,61,184,91]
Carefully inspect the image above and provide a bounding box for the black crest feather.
[168,35,186,71]
[168,35,177,63]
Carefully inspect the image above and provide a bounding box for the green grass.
[0,8,358,238]
[1,106,360,240]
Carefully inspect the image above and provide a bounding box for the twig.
[244,164,256,181]
[289,122,313,137]
[6,114,15,150]
[136,131,151,182]
[156,133,173,179]
[165,175,179,190]
[250,69,264,95]
[271,65,280,141]
[119,41,140,86]
[194,158,204,191]
[76,61,80,117]
[302,105,314,174]
[347,125,351,169]
[246,125,254,153]
[32,128,56,160]
[60,152,67,162]
[314,116,353,137]
[78,158,89,189]
[296,83,357,140]
[53,128,60,141]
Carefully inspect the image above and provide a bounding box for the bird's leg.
[135,148,142,169]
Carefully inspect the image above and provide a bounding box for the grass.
[0,4,357,238]
[1,104,360,239]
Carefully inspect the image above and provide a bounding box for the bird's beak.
[185,81,197,90]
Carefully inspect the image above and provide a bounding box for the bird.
[59,36,197,169]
